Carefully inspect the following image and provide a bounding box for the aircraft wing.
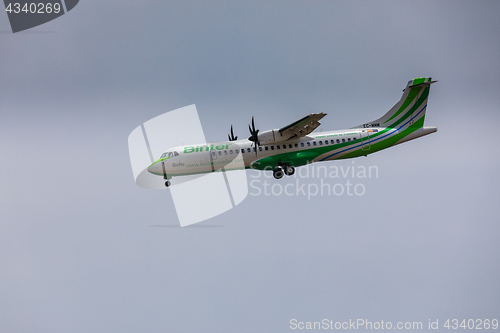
[278,112,327,141]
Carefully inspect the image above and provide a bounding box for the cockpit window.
[160,151,178,159]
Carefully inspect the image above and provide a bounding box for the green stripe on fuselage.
[335,118,424,160]
[149,156,173,168]
[253,104,428,168]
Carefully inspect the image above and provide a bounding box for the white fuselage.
[147,128,372,178]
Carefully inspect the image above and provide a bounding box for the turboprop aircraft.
[148,77,437,187]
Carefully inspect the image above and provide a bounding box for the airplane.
[147,77,437,187]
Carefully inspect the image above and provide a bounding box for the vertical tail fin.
[352,77,437,129]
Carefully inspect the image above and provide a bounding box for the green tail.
[352,77,437,130]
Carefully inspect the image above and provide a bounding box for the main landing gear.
[273,164,295,179]
[284,165,295,176]
[273,169,284,179]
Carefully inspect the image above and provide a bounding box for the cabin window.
[224,150,227,155]
[289,144,292,148]
[319,141,323,145]
[307,142,311,146]
[253,147,256,152]
[336,139,339,144]
[313,141,317,146]
[259,146,262,151]
[265,146,269,151]
[342,138,345,143]
[271,146,274,150]
[331,140,334,144]
[241,149,245,154]
[247,148,251,153]
[277,145,280,150]
[301,143,304,147]
[294,143,298,148]
[174,151,179,156]
[283,145,286,149]
[230,150,233,154]
[352,138,356,142]
[347,138,351,142]
[218,151,222,155]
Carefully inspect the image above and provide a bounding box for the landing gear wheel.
[284,165,295,176]
[273,168,284,180]
[165,180,171,187]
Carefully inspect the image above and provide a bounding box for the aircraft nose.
[147,162,162,175]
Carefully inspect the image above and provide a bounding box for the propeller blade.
[247,117,259,153]
[228,125,238,141]
[231,125,237,141]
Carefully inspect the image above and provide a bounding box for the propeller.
[248,116,260,156]
[228,125,238,141]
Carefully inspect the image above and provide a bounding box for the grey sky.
[1,1,499,332]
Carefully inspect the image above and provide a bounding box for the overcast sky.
[1,1,499,332]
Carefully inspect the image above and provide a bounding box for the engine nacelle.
[257,129,289,145]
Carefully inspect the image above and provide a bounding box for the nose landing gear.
[162,162,171,187]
